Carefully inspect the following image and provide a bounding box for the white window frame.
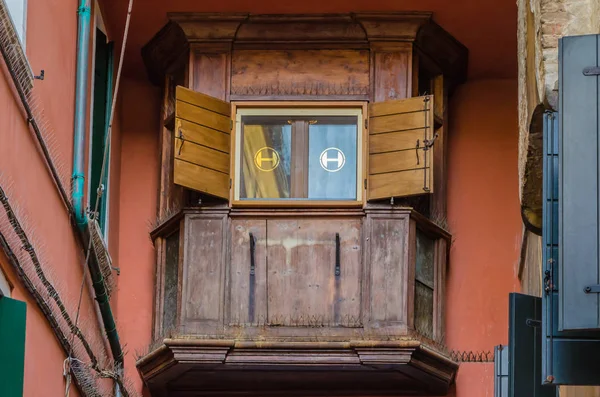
[0,267,11,298]
[232,105,365,205]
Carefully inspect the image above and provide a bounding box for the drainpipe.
[73,0,124,369]
[73,0,91,228]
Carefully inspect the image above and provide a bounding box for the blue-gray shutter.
[508,293,555,397]
[559,34,600,330]
[542,111,600,385]
[494,345,508,397]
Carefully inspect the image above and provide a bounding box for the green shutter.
[89,29,114,234]
[0,296,27,397]
[508,293,555,397]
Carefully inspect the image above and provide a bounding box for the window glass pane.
[240,116,291,199]
[5,0,26,46]
[308,116,358,200]
[416,229,435,288]
[415,281,434,337]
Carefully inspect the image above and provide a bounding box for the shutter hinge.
[229,179,232,189]
[364,119,368,130]
[364,179,367,189]
[230,119,233,131]
[584,285,600,293]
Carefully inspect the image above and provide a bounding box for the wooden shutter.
[174,86,231,199]
[558,35,600,330]
[368,95,434,200]
[508,293,554,397]
[0,296,26,397]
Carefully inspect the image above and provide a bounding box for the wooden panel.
[176,100,230,132]
[372,48,413,102]
[369,150,424,174]
[174,86,231,199]
[369,129,424,154]
[231,50,369,97]
[266,218,362,326]
[175,136,229,173]
[177,118,229,153]
[181,215,226,331]
[368,96,434,200]
[173,159,229,199]
[191,51,229,100]
[367,215,410,326]
[229,219,267,325]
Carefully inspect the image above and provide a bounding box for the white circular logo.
[319,147,346,172]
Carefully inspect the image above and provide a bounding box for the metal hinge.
[364,179,367,189]
[230,119,233,131]
[364,119,368,130]
[229,179,232,189]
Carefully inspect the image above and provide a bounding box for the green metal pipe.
[73,0,124,367]
[73,0,91,228]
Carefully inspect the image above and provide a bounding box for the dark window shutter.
[542,111,600,385]
[494,345,508,397]
[508,293,555,397]
[559,34,600,330]
[0,296,27,397]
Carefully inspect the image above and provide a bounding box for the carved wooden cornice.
[142,12,468,88]
[137,338,458,396]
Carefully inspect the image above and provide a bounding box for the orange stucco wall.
[0,0,111,395]
[446,79,521,396]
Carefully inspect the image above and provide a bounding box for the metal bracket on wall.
[34,70,45,80]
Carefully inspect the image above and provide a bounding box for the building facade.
[0,0,574,396]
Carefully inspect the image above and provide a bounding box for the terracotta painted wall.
[446,78,521,396]
[115,77,160,392]
[0,0,115,395]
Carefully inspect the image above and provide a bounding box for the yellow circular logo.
[254,147,280,172]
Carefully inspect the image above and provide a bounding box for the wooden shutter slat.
[369,112,428,134]
[176,85,231,116]
[174,86,231,199]
[369,169,431,200]
[369,149,425,174]
[175,137,229,174]
[368,95,434,200]
[177,119,230,153]
[176,100,230,133]
[174,159,229,199]
[369,129,426,154]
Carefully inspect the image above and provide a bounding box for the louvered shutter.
[542,111,600,385]
[174,86,231,199]
[0,296,26,397]
[368,95,434,200]
[508,293,555,397]
[559,34,600,330]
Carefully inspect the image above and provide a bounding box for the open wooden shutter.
[174,86,231,199]
[368,95,434,200]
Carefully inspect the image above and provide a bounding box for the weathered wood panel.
[229,219,267,325]
[191,50,229,100]
[367,214,410,327]
[181,214,226,332]
[231,50,369,97]
[372,46,413,102]
[266,218,362,326]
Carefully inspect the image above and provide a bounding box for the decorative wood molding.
[137,338,458,396]
[142,12,468,91]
